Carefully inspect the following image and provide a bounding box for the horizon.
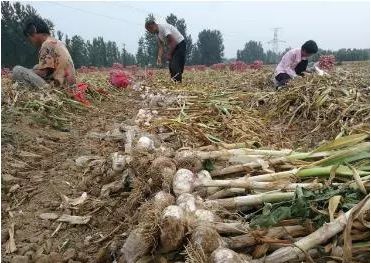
[22,1,371,58]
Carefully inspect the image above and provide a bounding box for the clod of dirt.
[77,252,89,263]
[1,228,10,244]
[33,254,51,263]
[95,246,112,263]
[10,255,29,263]
[47,252,63,262]
[100,180,123,197]
[17,243,37,255]
[122,167,135,190]
[63,248,77,262]
[23,250,35,260]
[2,174,22,183]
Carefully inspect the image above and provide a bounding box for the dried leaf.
[62,192,88,206]
[348,164,367,194]
[39,213,59,220]
[57,214,91,225]
[328,195,341,222]
[5,222,16,254]
[313,133,369,153]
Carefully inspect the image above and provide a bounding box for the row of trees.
[63,34,136,68]
[1,2,369,68]
[236,41,370,64]
[237,41,282,64]
[1,1,136,68]
[2,1,53,68]
[311,48,370,62]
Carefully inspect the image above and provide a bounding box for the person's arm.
[34,43,56,79]
[33,68,53,78]
[280,50,298,78]
[165,34,177,60]
[157,38,164,65]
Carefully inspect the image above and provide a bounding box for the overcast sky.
[28,1,370,58]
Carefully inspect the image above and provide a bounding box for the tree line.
[1,1,136,69]
[1,2,369,69]
[236,41,370,64]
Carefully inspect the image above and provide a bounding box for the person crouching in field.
[12,16,76,89]
[274,40,318,89]
[145,20,186,83]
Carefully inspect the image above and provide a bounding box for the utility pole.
[267,27,286,54]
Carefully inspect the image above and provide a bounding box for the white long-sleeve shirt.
[275,48,308,78]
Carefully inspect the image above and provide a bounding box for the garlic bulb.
[136,136,155,152]
[172,169,196,196]
[160,205,185,252]
[176,193,197,213]
[194,209,216,223]
[210,247,245,263]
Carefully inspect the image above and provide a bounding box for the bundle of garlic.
[112,133,369,262]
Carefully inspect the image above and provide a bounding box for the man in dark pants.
[274,40,318,89]
[145,20,186,82]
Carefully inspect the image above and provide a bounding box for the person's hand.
[156,57,162,66]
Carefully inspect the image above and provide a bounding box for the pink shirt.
[275,48,308,78]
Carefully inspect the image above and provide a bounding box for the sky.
[28,1,370,58]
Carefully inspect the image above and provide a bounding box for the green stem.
[297,165,369,178]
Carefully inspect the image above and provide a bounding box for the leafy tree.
[264,50,280,64]
[185,35,194,65]
[136,37,148,67]
[1,1,54,68]
[69,35,89,68]
[194,29,224,65]
[57,30,63,41]
[166,13,186,37]
[88,37,107,67]
[121,46,136,66]
[143,14,157,66]
[106,41,120,66]
[237,41,265,63]
[190,46,201,65]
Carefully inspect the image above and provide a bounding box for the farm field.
[1,61,370,263]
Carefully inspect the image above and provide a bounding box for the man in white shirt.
[145,20,186,82]
[274,40,318,89]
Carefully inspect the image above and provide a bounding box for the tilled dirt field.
[2,83,143,262]
[1,62,370,263]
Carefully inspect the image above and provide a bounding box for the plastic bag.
[109,70,130,89]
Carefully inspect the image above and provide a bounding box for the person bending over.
[274,40,318,89]
[12,15,76,89]
[145,20,186,82]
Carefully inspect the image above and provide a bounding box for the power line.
[108,2,242,40]
[267,27,286,53]
[111,2,165,21]
[45,1,142,27]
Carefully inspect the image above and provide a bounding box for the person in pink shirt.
[274,40,318,89]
